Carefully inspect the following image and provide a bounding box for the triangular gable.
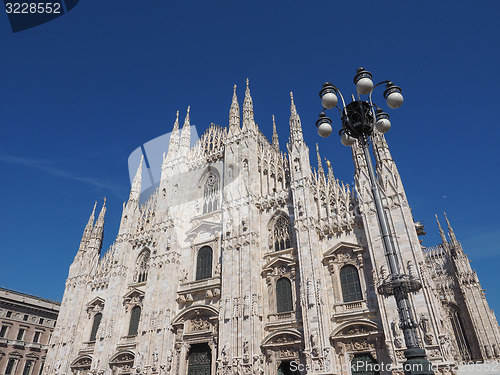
[123,288,145,300]
[86,296,105,308]
[323,241,363,259]
[262,256,296,272]
[185,220,221,241]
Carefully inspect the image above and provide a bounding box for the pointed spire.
[167,111,180,161]
[79,201,97,251]
[289,92,303,143]
[444,212,458,243]
[272,115,280,151]
[229,84,241,131]
[95,198,106,230]
[316,144,324,176]
[129,155,143,202]
[89,198,106,254]
[242,78,255,131]
[85,201,97,233]
[180,106,191,155]
[435,214,448,244]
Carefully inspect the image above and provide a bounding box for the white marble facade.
[43,82,500,375]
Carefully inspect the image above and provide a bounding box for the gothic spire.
[289,92,303,143]
[88,198,106,255]
[94,198,106,233]
[129,155,143,202]
[272,115,279,151]
[444,212,458,244]
[180,106,191,155]
[316,144,324,177]
[79,201,97,251]
[242,78,255,131]
[167,111,180,160]
[229,84,241,133]
[435,214,448,245]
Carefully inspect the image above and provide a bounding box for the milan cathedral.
[43,80,500,375]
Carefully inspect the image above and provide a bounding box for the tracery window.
[135,250,150,283]
[89,313,102,342]
[196,246,213,280]
[274,216,291,251]
[276,277,293,313]
[203,173,219,214]
[340,265,363,302]
[128,306,141,336]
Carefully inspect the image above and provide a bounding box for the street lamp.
[316,67,434,375]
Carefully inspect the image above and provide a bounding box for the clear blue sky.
[1,1,499,314]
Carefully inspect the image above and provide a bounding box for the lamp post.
[316,67,434,375]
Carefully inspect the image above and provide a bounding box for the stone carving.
[311,331,319,357]
[391,317,403,348]
[243,338,250,363]
[252,355,264,375]
[221,343,229,365]
[190,315,211,331]
[233,297,240,318]
[306,279,316,308]
[419,314,434,345]
[243,293,251,319]
[179,269,188,282]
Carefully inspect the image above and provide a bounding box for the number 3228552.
[5,3,61,14]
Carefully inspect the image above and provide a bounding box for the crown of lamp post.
[315,67,435,375]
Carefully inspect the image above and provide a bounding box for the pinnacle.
[173,110,180,131]
[316,144,324,175]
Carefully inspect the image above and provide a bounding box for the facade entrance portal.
[187,343,212,375]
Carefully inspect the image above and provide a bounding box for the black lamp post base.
[403,348,435,375]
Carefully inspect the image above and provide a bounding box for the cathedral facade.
[43,82,500,375]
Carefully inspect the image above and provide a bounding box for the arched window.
[89,313,102,342]
[274,216,291,251]
[135,250,150,283]
[128,306,141,336]
[276,277,293,313]
[203,173,219,214]
[196,246,213,280]
[340,265,363,302]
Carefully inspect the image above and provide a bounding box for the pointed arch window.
[203,173,220,214]
[134,250,150,283]
[340,265,363,302]
[274,216,291,251]
[276,277,293,313]
[128,306,141,336]
[196,246,213,280]
[89,313,102,342]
